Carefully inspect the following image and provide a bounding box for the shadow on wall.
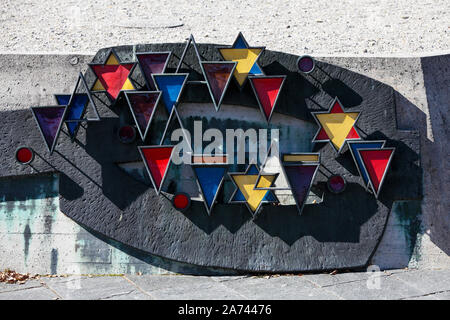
[420,55,450,257]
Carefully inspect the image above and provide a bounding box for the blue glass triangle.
[350,142,384,184]
[248,63,264,75]
[153,74,187,113]
[233,35,247,49]
[56,94,88,137]
[194,166,226,210]
[247,164,259,175]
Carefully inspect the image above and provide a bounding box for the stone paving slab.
[0,270,449,300]
[125,275,244,300]
[218,276,341,300]
[323,274,424,300]
[41,276,145,300]
[0,285,58,300]
[390,269,450,295]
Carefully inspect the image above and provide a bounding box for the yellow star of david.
[218,33,265,88]
[229,164,278,215]
[312,98,361,153]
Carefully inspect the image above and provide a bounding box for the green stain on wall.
[393,200,423,262]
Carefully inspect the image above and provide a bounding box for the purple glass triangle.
[127,92,160,140]
[137,53,170,90]
[284,164,318,213]
[32,106,66,151]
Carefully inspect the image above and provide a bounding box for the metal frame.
[200,61,237,111]
[53,93,84,141]
[311,97,362,153]
[228,162,279,217]
[297,55,316,74]
[88,48,137,104]
[171,192,191,212]
[347,140,386,188]
[254,141,290,191]
[30,105,68,154]
[327,174,347,194]
[176,34,203,75]
[356,147,396,199]
[135,51,172,90]
[191,155,228,215]
[248,75,287,123]
[217,32,266,90]
[124,91,162,141]
[280,153,321,216]
[15,146,35,165]
[138,145,175,195]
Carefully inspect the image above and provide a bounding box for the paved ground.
[0,0,448,55]
[1,269,450,300]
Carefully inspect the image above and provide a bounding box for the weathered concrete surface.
[1,269,450,300]
[0,52,448,274]
[0,0,448,56]
[0,45,421,273]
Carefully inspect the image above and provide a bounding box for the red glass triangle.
[141,146,174,190]
[330,101,344,113]
[346,127,360,139]
[315,128,329,140]
[127,92,160,139]
[32,106,66,151]
[91,64,134,100]
[137,53,170,90]
[359,149,394,193]
[202,62,235,107]
[250,77,284,120]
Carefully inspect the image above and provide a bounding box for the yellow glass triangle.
[105,53,120,65]
[219,48,262,86]
[121,78,135,90]
[92,79,105,91]
[316,113,359,150]
[233,174,275,213]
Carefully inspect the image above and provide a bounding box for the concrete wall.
[0,53,448,274]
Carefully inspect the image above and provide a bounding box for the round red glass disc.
[327,175,346,194]
[15,147,34,164]
[172,193,190,211]
[118,125,136,144]
[297,55,315,73]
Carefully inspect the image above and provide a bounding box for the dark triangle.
[32,106,67,152]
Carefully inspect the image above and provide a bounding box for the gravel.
[0,0,448,56]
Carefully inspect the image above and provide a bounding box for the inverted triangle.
[31,106,67,153]
[152,74,188,113]
[349,142,385,185]
[359,148,394,196]
[193,166,227,214]
[139,146,174,194]
[137,53,170,90]
[125,91,161,141]
[283,164,319,215]
[55,94,88,138]
[201,62,236,110]
[249,76,285,122]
